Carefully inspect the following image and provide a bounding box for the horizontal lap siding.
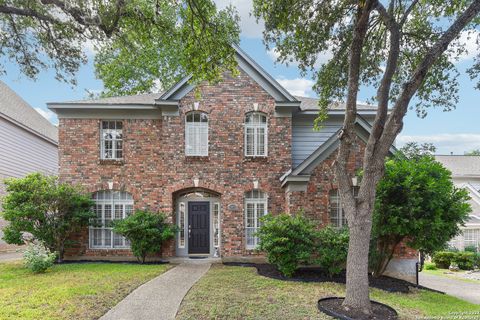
[292,115,342,167]
[0,117,58,196]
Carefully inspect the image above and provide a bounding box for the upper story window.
[185,112,208,156]
[101,121,123,160]
[90,190,133,249]
[245,112,267,157]
[329,188,359,228]
[245,190,268,249]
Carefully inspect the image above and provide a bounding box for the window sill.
[99,159,125,165]
[244,156,268,162]
[185,156,210,161]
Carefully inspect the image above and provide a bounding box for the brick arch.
[86,182,136,197]
[168,181,224,197]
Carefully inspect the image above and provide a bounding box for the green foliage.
[314,226,349,277]
[464,245,478,253]
[23,243,57,273]
[370,149,471,276]
[432,252,458,269]
[252,0,479,119]
[433,251,477,270]
[0,1,240,93]
[113,210,176,263]
[1,173,94,262]
[464,149,480,156]
[257,213,317,277]
[455,252,476,270]
[424,262,437,270]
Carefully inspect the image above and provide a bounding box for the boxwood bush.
[433,251,477,270]
[314,226,349,277]
[257,213,317,277]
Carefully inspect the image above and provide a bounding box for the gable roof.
[0,80,58,144]
[51,93,162,106]
[281,116,396,187]
[158,45,299,105]
[435,155,480,178]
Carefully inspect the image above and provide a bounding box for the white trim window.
[464,228,480,249]
[328,188,359,228]
[90,190,133,249]
[100,120,123,160]
[178,202,186,248]
[245,112,267,157]
[245,190,267,249]
[185,112,208,156]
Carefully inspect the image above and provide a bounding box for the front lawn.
[176,265,480,320]
[0,261,170,320]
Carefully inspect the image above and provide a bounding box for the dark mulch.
[57,260,169,265]
[224,262,440,294]
[318,297,398,320]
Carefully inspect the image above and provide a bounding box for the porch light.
[352,176,358,187]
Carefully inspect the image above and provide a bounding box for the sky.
[1,0,480,155]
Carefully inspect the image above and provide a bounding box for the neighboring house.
[48,46,416,280]
[0,81,58,251]
[436,155,480,251]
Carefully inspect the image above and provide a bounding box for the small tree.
[370,149,471,276]
[113,210,176,263]
[257,213,317,277]
[1,173,94,262]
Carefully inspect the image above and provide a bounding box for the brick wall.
[59,70,292,258]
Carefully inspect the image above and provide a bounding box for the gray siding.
[0,117,58,195]
[292,115,343,168]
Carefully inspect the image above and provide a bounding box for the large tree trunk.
[343,216,372,314]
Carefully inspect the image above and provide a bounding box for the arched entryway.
[174,188,221,257]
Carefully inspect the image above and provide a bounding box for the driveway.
[419,272,480,304]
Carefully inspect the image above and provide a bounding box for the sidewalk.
[100,262,211,320]
[419,272,480,304]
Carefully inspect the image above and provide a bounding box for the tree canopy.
[0,0,240,95]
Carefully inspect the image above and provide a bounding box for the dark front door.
[188,202,210,254]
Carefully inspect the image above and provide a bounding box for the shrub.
[113,210,176,263]
[257,213,317,277]
[1,173,94,262]
[464,245,478,253]
[455,251,475,270]
[315,226,349,277]
[23,243,57,273]
[424,262,437,270]
[432,251,457,269]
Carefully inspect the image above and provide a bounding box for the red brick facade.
[58,70,412,262]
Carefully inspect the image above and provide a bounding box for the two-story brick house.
[48,46,415,280]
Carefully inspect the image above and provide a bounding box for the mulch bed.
[224,262,439,294]
[318,297,398,320]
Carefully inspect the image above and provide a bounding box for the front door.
[188,202,210,254]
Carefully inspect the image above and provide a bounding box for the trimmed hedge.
[433,251,479,270]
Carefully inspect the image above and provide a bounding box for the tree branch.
[379,0,480,157]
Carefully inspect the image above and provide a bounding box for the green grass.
[423,268,480,283]
[176,265,480,320]
[0,261,170,320]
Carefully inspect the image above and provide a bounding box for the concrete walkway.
[419,272,480,304]
[100,262,211,320]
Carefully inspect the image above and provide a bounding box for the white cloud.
[214,0,264,38]
[275,77,315,97]
[397,133,480,155]
[35,107,58,125]
[450,30,480,63]
[267,47,333,68]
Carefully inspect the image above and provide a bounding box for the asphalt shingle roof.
[295,96,378,111]
[53,92,162,105]
[0,81,57,143]
[435,155,480,177]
